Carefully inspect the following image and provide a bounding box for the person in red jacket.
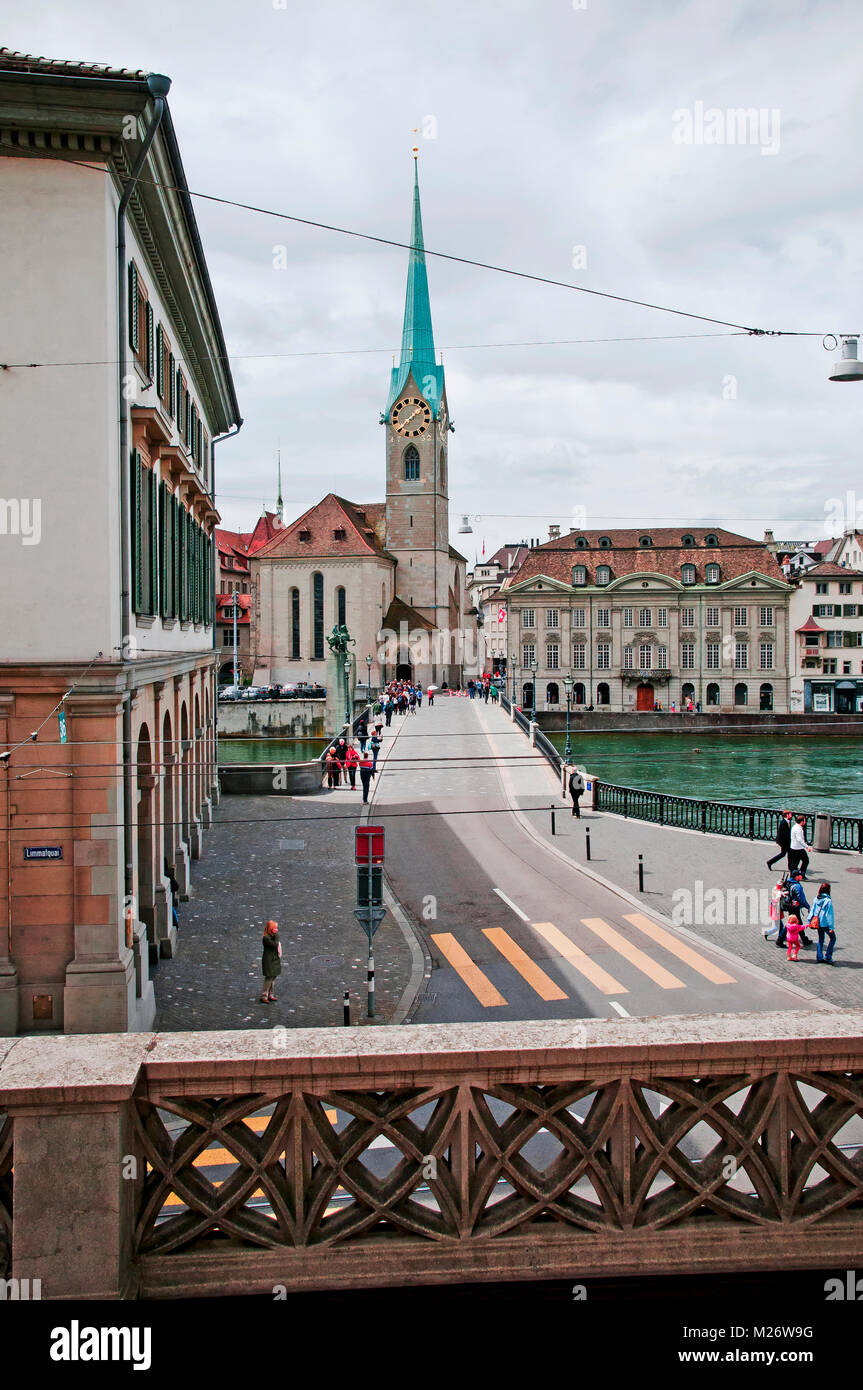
[344,743,360,789]
[358,750,375,804]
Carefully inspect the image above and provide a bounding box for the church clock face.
[391,396,431,437]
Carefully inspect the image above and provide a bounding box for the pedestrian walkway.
[475,701,861,1011]
[373,693,818,1024]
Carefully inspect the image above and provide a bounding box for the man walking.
[767,809,792,872]
[789,815,811,878]
[568,767,585,818]
[358,749,375,804]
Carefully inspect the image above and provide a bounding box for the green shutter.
[156,325,164,398]
[149,467,159,615]
[168,354,175,415]
[146,303,155,380]
[159,482,168,619]
[130,450,143,614]
[171,493,180,620]
[128,263,138,352]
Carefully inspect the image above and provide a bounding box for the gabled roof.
[802,561,863,579]
[382,596,436,633]
[215,511,279,564]
[252,494,392,561]
[486,543,530,574]
[385,162,444,420]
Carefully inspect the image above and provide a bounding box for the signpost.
[354,826,386,1016]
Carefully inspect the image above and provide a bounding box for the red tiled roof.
[802,561,863,578]
[812,539,837,556]
[506,528,787,586]
[253,494,391,561]
[796,616,825,633]
[0,48,149,78]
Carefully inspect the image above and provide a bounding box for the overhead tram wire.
[18,156,857,346]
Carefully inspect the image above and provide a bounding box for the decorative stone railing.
[1,1011,862,1299]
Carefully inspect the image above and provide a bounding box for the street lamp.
[530,660,538,722]
[230,596,240,687]
[511,653,517,703]
[366,652,373,697]
[563,673,574,762]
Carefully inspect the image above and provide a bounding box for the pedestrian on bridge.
[767,809,792,872]
[260,920,281,1003]
[344,743,359,789]
[810,883,836,965]
[568,767,585,817]
[359,750,375,804]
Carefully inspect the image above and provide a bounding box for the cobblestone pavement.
[479,705,862,1011]
[153,728,415,1031]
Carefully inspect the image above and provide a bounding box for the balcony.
[2,1010,862,1299]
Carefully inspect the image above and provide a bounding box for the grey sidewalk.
[477,702,862,1010]
[152,721,415,1031]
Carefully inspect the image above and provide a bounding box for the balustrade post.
[748,809,755,840]
[623,788,629,819]
[700,801,707,834]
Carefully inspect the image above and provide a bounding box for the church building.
[250,159,468,689]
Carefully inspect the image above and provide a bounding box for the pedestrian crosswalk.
[431,913,735,1009]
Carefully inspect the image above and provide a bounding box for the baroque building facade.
[499,528,792,713]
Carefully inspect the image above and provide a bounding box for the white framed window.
[623,607,634,628]
[572,607,586,628]
[572,642,586,669]
[735,641,749,669]
[596,565,611,586]
[759,642,774,670]
[681,564,696,585]
[522,608,535,628]
[572,565,587,586]
[657,607,668,628]
[680,642,695,669]
[546,643,560,669]
[522,643,535,666]
[624,646,634,670]
[596,607,610,628]
[733,606,747,627]
[706,641,720,669]
[759,606,774,627]
[638,607,652,628]
[680,607,695,628]
[596,642,611,669]
[545,608,559,628]
[656,645,668,669]
[706,606,720,627]
[639,643,652,668]
[705,563,720,584]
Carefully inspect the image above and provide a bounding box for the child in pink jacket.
[785,914,804,961]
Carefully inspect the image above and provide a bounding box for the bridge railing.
[1,1011,862,1298]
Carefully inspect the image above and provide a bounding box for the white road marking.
[493,888,530,922]
[609,1000,630,1018]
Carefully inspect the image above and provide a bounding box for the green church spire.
[385,156,445,418]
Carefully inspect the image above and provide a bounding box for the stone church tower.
[383,157,454,633]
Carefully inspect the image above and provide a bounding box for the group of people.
[380,681,425,722]
[764,809,836,964]
[323,715,382,803]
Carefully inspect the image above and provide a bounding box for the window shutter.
[146,302,155,380]
[159,482,169,619]
[149,466,159,614]
[168,354,175,415]
[130,450,143,614]
[171,493,180,619]
[128,264,138,352]
[156,325,164,398]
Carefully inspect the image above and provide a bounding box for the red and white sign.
[355,825,385,865]
[498,606,506,625]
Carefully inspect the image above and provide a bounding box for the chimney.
[549,524,561,541]
[763,529,775,547]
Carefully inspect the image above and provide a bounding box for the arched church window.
[312,572,324,659]
[439,447,447,490]
[291,587,300,660]
[336,586,346,627]
[404,446,420,481]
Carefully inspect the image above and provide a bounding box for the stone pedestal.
[175,841,190,900]
[0,964,19,1037]
[189,814,202,860]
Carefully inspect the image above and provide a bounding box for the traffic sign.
[356,866,383,906]
[353,906,386,940]
[355,825,385,864]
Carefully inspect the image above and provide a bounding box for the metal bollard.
[368,950,375,1018]
[551,806,556,836]
[343,991,350,1026]
[638,853,644,893]
[585,827,591,861]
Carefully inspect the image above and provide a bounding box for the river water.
[548,732,863,817]
[219,738,327,765]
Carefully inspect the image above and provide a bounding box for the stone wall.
[536,710,863,735]
[216,698,326,739]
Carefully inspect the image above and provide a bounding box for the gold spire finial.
[412,126,419,159]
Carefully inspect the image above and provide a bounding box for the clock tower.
[383,156,452,633]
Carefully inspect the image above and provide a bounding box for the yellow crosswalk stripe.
[623,912,736,984]
[580,917,685,989]
[483,927,568,1001]
[531,921,627,995]
[431,932,507,1006]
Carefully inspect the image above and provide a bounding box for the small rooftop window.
[299,529,311,541]
[639,535,653,548]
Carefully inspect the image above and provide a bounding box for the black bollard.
[585,827,591,861]
[343,991,350,1026]
[551,806,556,836]
[638,853,644,893]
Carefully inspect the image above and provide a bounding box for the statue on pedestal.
[325,623,356,733]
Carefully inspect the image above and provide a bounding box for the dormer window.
[299,529,311,542]
[705,533,718,547]
[572,564,587,586]
[596,565,611,586]
[639,535,653,548]
[333,528,347,541]
[598,536,612,549]
[681,563,696,585]
[705,563,721,584]
[681,534,695,547]
[575,536,589,549]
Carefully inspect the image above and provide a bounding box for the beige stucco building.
[0,52,240,1034]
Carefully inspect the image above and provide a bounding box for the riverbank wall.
[217,698,326,739]
[536,711,863,736]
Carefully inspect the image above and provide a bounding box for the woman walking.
[810,882,836,964]
[345,742,359,789]
[260,920,281,1002]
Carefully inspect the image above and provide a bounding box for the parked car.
[218,685,243,701]
[240,686,263,700]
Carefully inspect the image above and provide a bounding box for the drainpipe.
[118,75,171,915]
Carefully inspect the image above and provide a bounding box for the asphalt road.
[369,696,818,1025]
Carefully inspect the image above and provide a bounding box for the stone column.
[0,694,19,1036]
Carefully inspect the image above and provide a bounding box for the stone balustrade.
[1,1010,862,1299]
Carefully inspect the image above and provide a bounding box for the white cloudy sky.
[6,0,863,559]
